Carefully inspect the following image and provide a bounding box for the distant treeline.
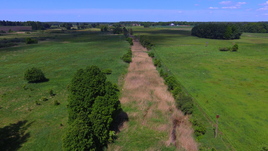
[120,21,268,33]
[1,20,268,33]
[0,21,50,30]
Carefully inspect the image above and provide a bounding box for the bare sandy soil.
[116,38,198,150]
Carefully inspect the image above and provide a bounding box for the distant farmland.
[0,26,32,32]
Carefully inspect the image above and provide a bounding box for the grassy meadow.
[133,27,268,150]
[0,30,130,150]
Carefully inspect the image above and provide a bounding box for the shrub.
[176,93,194,115]
[160,69,168,78]
[102,69,112,75]
[232,44,238,51]
[219,47,231,51]
[41,97,48,101]
[35,101,41,105]
[24,67,47,83]
[25,38,38,44]
[164,76,178,91]
[139,35,153,50]
[54,100,60,106]
[191,119,207,138]
[148,52,155,58]
[153,58,161,67]
[126,37,133,45]
[49,89,56,97]
[121,49,132,63]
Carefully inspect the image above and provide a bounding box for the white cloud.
[258,6,268,10]
[209,7,219,9]
[237,2,247,5]
[259,1,268,5]
[219,1,232,5]
[258,1,268,10]
[221,1,246,9]
[222,6,238,9]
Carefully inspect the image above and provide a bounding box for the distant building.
[170,23,175,26]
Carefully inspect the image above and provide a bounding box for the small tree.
[24,67,47,83]
[232,44,238,51]
[25,38,38,44]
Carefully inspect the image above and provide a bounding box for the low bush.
[126,37,133,45]
[41,97,48,101]
[164,76,178,91]
[191,119,207,139]
[219,47,231,51]
[148,51,155,58]
[102,69,112,75]
[176,93,194,115]
[121,49,132,63]
[139,35,153,50]
[49,89,56,97]
[153,58,161,67]
[25,38,38,44]
[54,100,60,106]
[232,44,238,51]
[24,67,48,83]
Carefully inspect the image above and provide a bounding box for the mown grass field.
[133,27,268,150]
[0,30,129,150]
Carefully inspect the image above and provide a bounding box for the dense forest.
[191,23,242,39]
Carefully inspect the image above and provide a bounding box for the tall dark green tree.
[68,66,106,124]
[64,66,122,151]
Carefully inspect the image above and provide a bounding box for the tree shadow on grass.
[111,110,129,133]
[0,120,33,151]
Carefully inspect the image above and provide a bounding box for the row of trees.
[63,66,122,150]
[0,20,50,30]
[191,23,242,39]
[240,22,268,33]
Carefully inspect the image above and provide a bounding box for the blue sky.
[0,0,268,22]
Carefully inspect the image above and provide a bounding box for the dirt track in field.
[118,37,198,150]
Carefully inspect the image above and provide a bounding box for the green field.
[133,27,268,150]
[0,30,129,150]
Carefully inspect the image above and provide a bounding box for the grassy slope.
[0,31,129,150]
[133,27,268,150]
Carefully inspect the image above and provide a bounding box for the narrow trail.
[117,38,198,150]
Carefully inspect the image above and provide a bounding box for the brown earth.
[116,38,198,150]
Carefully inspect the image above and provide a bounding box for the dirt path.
[116,38,198,150]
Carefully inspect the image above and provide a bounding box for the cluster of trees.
[240,22,268,33]
[191,23,242,39]
[63,66,122,150]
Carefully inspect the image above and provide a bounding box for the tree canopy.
[191,23,242,39]
[63,66,121,151]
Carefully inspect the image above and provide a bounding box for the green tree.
[232,44,238,51]
[68,66,106,123]
[224,25,232,39]
[100,25,108,32]
[63,119,97,151]
[24,67,47,83]
[64,66,122,150]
